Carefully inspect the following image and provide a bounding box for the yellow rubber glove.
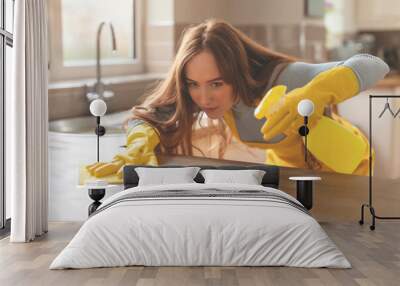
[85,160,125,178]
[254,65,370,174]
[255,65,360,141]
[86,123,160,178]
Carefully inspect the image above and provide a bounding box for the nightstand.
[77,184,120,216]
[289,176,321,210]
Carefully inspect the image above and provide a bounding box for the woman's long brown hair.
[128,18,294,156]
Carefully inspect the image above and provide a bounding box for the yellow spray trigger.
[254,85,287,119]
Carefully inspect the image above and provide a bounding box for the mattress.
[50,183,350,269]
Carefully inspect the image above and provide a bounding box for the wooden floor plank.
[0,222,400,286]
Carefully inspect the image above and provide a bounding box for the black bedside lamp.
[86,99,108,216]
[89,99,107,162]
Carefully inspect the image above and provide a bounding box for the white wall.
[338,88,400,179]
[5,43,13,220]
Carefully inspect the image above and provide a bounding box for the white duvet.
[50,183,350,269]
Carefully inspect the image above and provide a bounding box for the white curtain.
[7,0,49,242]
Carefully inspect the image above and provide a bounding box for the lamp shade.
[89,99,107,117]
[297,99,314,117]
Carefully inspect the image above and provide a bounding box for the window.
[47,0,143,82]
[0,0,14,235]
[305,0,325,18]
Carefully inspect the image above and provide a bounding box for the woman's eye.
[187,82,197,88]
[211,81,223,88]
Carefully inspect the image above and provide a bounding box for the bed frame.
[123,164,280,189]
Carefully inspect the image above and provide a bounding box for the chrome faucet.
[86,22,117,101]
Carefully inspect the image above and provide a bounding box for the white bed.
[50,183,351,269]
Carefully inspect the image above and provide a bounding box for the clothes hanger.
[378,97,395,118]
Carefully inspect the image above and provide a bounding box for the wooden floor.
[0,221,399,286]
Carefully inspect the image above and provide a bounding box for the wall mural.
[82,19,389,184]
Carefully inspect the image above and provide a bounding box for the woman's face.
[184,50,235,119]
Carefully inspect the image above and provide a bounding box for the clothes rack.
[359,95,400,230]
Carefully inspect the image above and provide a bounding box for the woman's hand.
[86,159,125,178]
[85,122,160,179]
[255,66,360,142]
[256,85,326,141]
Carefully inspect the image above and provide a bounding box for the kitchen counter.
[375,74,400,88]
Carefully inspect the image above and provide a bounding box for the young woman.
[86,18,389,178]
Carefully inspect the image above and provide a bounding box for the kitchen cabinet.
[356,0,400,30]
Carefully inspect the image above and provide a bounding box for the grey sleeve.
[126,104,176,133]
[275,54,389,92]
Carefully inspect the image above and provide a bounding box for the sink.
[49,110,131,134]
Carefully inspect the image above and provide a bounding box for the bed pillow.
[135,167,201,186]
[200,169,266,185]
